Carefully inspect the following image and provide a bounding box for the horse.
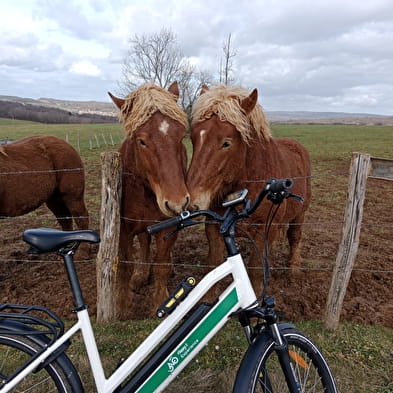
[0,135,89,231]
[186,85,311,293]
[108,82,190,319]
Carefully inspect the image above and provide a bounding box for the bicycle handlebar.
[147,211,191,235]
[267,178,293,193]
[147,178,296,235]
[246,177,293,215]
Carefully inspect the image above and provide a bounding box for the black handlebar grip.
[268,178,293,193]
[147,216,182,235]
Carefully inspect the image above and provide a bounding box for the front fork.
[270,323,301,393]
[238,297,301,393]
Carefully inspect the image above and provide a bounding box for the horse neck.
[120,139,149,190]
[245,137,282,180]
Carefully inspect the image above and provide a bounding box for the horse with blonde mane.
[109,82,190,319]
[0,135,89,231]
[187,85,311,292]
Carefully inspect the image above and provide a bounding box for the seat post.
[61,247,87,311]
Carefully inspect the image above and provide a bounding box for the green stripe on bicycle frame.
[137,287,239,393]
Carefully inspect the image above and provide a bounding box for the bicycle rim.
[252,331,337,393]
[0,334,72,392]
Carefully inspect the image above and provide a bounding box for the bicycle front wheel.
[233,327,338,393]
[0,333,81,393]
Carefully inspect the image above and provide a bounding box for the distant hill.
[0,95,117,124]
[1,94,392,125]
[266,110,393,125]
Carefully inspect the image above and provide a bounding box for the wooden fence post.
[96,152,122,323]
[324,152,370,330]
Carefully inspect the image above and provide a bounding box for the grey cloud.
[34,0,114,40]
[2,0,393,114]
[0,33,64,72]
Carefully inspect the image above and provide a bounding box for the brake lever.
[289,193,304,203]
[268,190,304,205]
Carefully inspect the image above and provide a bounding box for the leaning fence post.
[96,152,122,323]
[324,152,370,330]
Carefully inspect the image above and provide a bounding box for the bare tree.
[119,28,185,92]
[219,33,236,85]
[178,66,213,119]
[119,27,213,119]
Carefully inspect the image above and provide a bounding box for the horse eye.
[222,140,231,148]
[138,139,146,147]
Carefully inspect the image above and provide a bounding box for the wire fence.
[0,165,392,277]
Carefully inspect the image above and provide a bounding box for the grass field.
[0,118,392,392]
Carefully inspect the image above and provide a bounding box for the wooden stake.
[324,152,370,330]
[96,152,122,322]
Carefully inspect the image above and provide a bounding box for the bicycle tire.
[233,327,338,393]
[0,333,82,392]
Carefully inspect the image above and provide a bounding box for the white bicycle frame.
[2,252,257,393]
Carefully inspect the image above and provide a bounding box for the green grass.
[1,119,391,168]
[272,124,393,162]
[66,318,393,393]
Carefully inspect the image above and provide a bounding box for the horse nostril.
[189,203,199,212]
[182,195,190,210]
[164,200,181,216]
[164,200,174,215]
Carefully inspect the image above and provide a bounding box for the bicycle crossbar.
[1,253,257,393]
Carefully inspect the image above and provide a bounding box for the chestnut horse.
[0,135,89,230]
[109,82,190,319]
[187,85,311,292]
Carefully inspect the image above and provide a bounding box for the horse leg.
[247,226,281,295]
[47,193,90,259]
[206,223,225,269]
[129,232,152,293]
[205,223,226,301]
[59,195,89,230]
[116,223,139,320]
[46,196,73,231]
[150,233,177,316]
[116,228,153,319]
[287,212,306,272]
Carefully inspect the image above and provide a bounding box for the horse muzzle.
[161,195,190,216]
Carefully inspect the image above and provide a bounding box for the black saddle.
[23,228,100,254]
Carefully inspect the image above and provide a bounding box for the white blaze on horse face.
[199,129,207,150]
[159,120,170,135]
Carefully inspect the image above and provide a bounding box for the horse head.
[110,82,190,216]
[187,85,268,210]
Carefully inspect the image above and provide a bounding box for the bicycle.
[0,178,338,393]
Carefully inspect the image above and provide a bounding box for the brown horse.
[109,82,190,319]
[187,85,311,292]
[0,135,89,231]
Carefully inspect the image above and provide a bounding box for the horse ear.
[200,84,209,95]
[108,92,125,109]
[168,81,179,99]
[240,88,258,114]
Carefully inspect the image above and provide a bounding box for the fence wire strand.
[0,167,391,276]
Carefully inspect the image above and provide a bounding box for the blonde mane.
[119,84,188,136]
[191,85,271,143]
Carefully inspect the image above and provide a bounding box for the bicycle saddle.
[23,228,100,254]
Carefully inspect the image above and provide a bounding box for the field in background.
[0,118,392,392]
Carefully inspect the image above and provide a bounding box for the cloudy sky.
[1,0,393,115]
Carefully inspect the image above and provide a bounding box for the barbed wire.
[0,167,391,274]
[0,166,345,179]
[1,256,392,274]
[1,213,392,230]
[0,168,85,175]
